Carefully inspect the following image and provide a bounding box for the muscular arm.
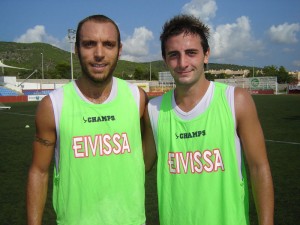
[138,88,157,171]
[27,96,56,225]
[235,88,274,225]
[142,105,157,172]
[138,87,148,132]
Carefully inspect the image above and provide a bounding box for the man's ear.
[204,48,210,64]
[75,44,78,56]
[163,57,168,68]
[118,43,123,59]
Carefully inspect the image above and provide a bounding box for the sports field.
[0,94,299,225]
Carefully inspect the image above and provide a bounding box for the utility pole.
[68,29,76,80]
[150,61,152,81]
[1,59,4,75]
[41,53,44,79]
[252,59,254,77]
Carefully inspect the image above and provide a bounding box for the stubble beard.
[173,69,204,88]
[78,53,119,85]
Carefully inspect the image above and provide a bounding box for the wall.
[0,96,28,102]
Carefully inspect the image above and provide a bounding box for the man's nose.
[94,44,104,60]
[178,54,188,68]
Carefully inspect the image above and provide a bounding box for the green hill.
[0,42,77,79]
[0,41,255,80]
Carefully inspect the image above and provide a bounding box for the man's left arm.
[235,88,274,225]
[138,87,148,131]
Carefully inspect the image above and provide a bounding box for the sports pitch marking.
[265,139,300,145]
[1,111,299,145]
[0,111,35,117]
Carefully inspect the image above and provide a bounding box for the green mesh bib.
[157,82,249,225]
[53,79,145,225]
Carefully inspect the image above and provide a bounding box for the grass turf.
[0,94,299,225]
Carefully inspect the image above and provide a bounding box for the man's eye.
[168,52,178,58]
[187,51,197,56]
[104,42,116,48]
[82,41,94,48]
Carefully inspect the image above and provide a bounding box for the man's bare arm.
[142,105,157,172]
[34,136,56,147]
[235,88,274,225]
[27,96,56,225]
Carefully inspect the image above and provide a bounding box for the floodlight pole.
[41,53,44,79]
[1,59,4,75]
[252,59,254,77]
[68,29,76,80]
[150,61,152,81]
[70,43,73,80]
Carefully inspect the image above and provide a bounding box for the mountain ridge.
[0,41,256,80]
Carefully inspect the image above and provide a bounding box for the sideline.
[265,139,300,145]
[0,111,35,117]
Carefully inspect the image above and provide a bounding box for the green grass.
[0,94,299,225]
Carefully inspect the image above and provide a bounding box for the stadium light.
[252,59,254,77]
[1,59,4,75]
[68,29,76,80]
[41,53,44,79]
[150,62,152,81]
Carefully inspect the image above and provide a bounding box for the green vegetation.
[0,42,79,79]
[259,65,297,84]
[0,94,299,224]
[3,41,294,82]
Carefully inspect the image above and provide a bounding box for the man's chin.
[89,74,113,84]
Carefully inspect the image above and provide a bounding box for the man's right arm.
[142,105,157,172]
[27,96,56,225]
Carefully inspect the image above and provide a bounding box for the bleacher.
[22,89,53,96]
[0,86,20,96]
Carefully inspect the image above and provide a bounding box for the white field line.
[265,139,300,145]
[0,111,35,117]
[1,112,299,145]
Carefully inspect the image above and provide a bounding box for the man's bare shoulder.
[35,95,55,129]
[234,87,254,106]
[234,87,258,123]
[37,95,53,113]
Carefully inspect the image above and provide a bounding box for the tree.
[262,65,278,77]
[215,73,226,79]
[205,72,215,81]
[278,66,297,84]
[55,62,71,79]
[262,65,296,84]
[133,67,148,80]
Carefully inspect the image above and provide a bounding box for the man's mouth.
[92,63,107,68]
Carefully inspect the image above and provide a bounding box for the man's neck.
[76,76,113,104]
[174,79,210,112]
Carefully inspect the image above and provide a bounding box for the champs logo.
[175,130,206,139]
[83,115,115,123]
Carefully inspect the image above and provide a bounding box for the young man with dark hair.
[143,14,274,225]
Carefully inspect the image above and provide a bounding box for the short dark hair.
[75,14,121,49]
[160,14,210,59]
